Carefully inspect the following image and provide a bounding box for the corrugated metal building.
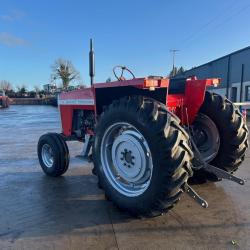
[180,46,250,102]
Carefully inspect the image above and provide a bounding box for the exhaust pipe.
[89,39,95,86]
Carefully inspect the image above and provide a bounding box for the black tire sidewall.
[49,133,70,174]
[37,133,69,176]
[94,105,177,213]
[200,91,248,171]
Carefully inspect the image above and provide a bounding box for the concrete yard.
[0,105,250,250]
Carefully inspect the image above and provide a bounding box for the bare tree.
[106,77,112,83]
[51,59,80,89]
[15,85,21,92]
[168,66,185,78]
[34,85,40,93]
[15,84,26,94]
[20,84,27,93]
[177,66,185,75]
[168,67,178,78]
[0,80,12,91]
[77,81,87,89]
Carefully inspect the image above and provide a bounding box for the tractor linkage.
[184,138,245,208]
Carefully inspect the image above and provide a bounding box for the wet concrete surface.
[0,105,250,249]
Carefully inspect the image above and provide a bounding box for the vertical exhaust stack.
[89,39,95,86]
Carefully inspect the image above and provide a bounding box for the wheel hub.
[121,149,134,165]
[191,113,220,162]
[41,144,54,168]
[111,132,148,183]
[101,122,153,197]
[193,129,208,147]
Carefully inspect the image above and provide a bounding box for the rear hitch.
[182,137,245,209]
[204,164,245,185]
[183,184,208,208]
[190,138,245,186]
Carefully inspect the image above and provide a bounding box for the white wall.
[230,81,250,102]
[210,82,250,110]
[209,81,250,102]
[210,87,227,97]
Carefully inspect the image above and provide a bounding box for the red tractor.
[38,40,248,217]
[0,90,10,108]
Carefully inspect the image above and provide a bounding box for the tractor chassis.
[80,134,93,157]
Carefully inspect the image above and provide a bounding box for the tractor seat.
[168,78,187,94]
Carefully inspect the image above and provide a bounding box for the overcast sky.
[0,0,250,89]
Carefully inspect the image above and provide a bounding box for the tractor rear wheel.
[93,96,193,217]
[37,133,70,177]
[191,91,248,183]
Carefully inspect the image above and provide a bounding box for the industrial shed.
[180,46,250,103]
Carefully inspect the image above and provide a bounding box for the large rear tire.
[191,92,248,183]
[93,96,193,217]
[37,133,70,177]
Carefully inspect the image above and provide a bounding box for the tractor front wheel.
[37,133,70,177]
[93,96,193,217]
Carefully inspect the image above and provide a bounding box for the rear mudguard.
[168,77,220,124]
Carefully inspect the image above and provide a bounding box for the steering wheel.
[113,65,135,81]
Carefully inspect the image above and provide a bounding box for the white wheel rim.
[100,122,153,197]
[41,144,54,168]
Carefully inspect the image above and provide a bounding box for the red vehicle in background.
[0,90,10,108]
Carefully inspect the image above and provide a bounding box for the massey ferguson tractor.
[37,40,248,217]
[0,90,10,108]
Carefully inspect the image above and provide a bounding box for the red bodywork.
[59,77,220,137]
[0,95,10,108]
[167,77,220,124]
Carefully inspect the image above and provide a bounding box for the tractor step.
[183,184,208,208]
